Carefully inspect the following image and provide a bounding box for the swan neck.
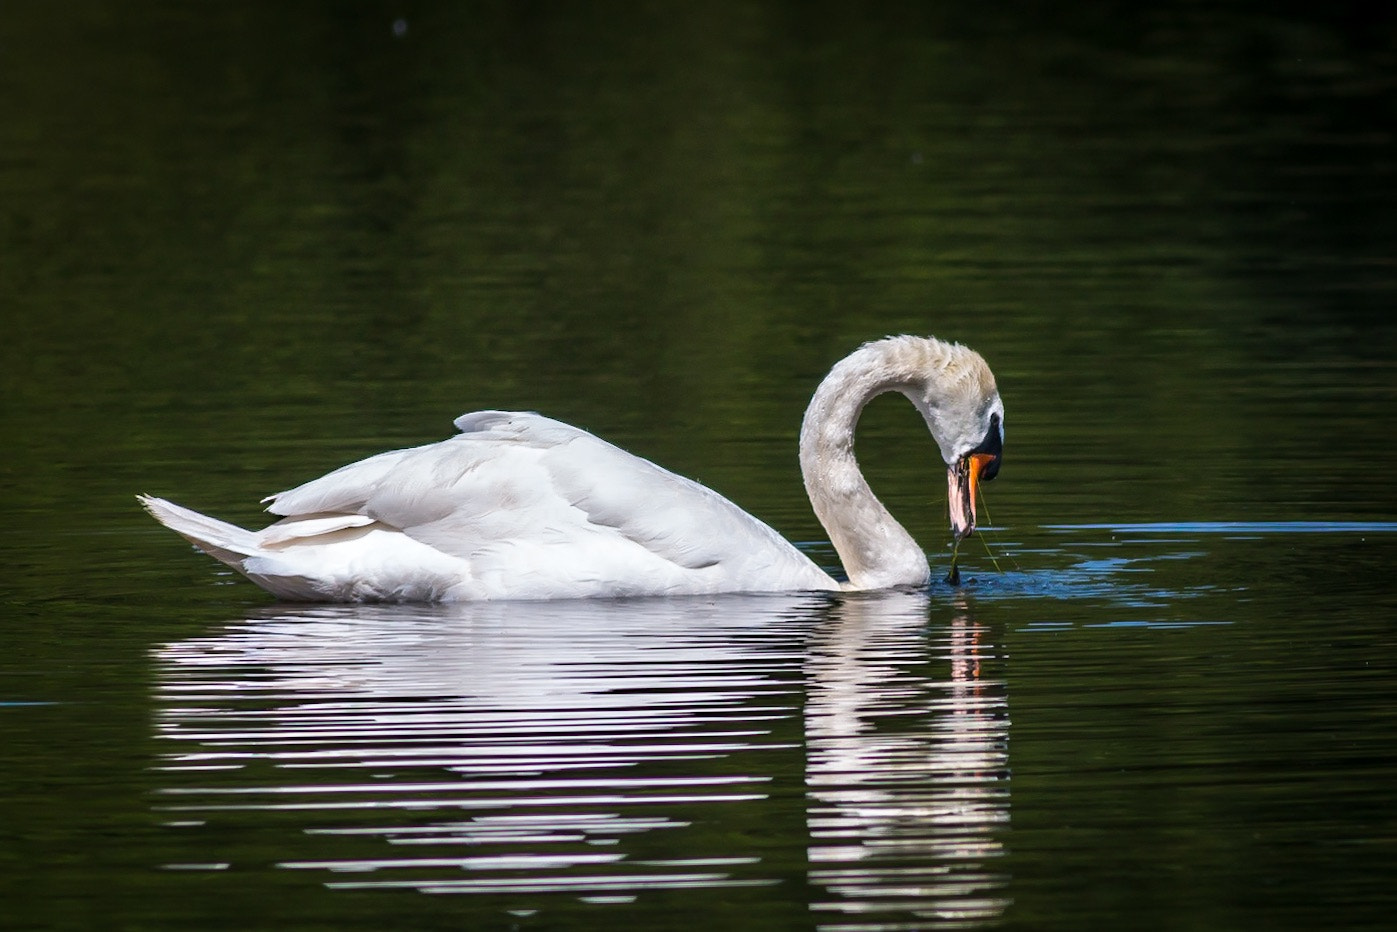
[799,344,933,591]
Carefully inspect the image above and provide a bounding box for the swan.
[139,335,1004,601]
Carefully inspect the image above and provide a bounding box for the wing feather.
[262,447,415,516]
[259,411,831,591]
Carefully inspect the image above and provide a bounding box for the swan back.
[258,411,837,600]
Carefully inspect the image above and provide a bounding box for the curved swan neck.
[799,337,961,591]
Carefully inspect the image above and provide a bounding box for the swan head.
[945,409,1002,541]
[898,338,1004,542]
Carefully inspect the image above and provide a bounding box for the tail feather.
[137,494,261,568]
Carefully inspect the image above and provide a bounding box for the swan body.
[141,335,1003,601]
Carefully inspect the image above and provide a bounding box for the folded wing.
[259,411,834,598]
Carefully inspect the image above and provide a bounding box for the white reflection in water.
[153,592,1009,926]
[806,594,1011,929]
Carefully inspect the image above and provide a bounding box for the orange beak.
[947,453,995,542]
[968,452,993,508]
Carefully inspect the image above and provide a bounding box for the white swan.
[140,335,1004,601]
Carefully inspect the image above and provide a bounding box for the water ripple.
[806,599,1012,929]
[153,593,1012,928]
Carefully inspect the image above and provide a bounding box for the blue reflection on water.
[946,522,1291,629]
[1044,521,1397,534]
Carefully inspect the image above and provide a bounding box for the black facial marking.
[969,413,1002,481]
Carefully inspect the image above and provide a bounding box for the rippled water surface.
[3,2,1396,930]
[150,592,1009,927]
[7,524,1394,929]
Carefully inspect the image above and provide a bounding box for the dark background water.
[2,2,1395,929]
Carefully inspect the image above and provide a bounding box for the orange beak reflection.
[947,453,996,542]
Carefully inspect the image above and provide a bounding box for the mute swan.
[140,335,1003,601]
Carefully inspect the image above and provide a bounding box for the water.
[150,593,999,927]
[3,2,1396,929]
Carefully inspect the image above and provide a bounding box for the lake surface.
[2,2,1395,929]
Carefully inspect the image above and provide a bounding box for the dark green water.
[3,3,1396,929]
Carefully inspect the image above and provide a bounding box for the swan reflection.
[806,593,1011,927]
[153,592,1009,925]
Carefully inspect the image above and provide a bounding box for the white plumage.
[140,336,1004,602]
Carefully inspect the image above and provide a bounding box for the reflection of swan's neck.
[800,340,943,590]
